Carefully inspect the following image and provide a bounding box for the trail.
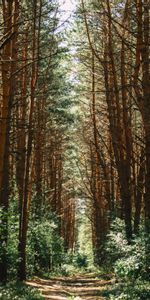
[26,273,114,299]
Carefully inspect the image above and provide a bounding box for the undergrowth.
[0,281,43,300]
[101,218,150,300]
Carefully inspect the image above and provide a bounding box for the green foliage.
[74,252,88,268]
[101,218,150,300]
[0,282,43,300]
[106,281,150,300]
[0,207,7,259]
[27,215,64,276]
[76,213,94,267]
[103,218,128,266]
[67,251,88,268]
[60,251,88,276]
[7,201,19,279]
[0,199,19,279]
[2,197,65,280]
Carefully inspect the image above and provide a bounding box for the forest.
[0,0,150,299]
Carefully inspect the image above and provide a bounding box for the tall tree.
[0,0,19,283]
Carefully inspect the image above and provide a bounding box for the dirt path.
[26,273,114,300]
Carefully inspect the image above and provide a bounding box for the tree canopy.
[0,1,150,299]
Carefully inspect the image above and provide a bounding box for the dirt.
[26,273,115,300]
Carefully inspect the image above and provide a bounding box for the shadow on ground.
[26,273,115,300]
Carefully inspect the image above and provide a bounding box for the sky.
[59,0,76,22]
[59,0,76,11]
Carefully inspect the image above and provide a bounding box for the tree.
[0,0,19,283]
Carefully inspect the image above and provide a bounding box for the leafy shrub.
[103,218,129,266]
[114,233,146,282]
[0,282,43,300]
[27,218,64,276]
[101,218,150,300]
[0,200,19,279]
[108,281,150,300]
[73,252,88,268]
[60,251,88,276]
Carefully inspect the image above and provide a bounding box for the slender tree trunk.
[0,0,18,283]
[134,151,145,234]
[18,1,39,280]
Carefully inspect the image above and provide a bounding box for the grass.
[0,281,44,300]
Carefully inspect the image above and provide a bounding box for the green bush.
[0,201,19,279]
[73,252,88,268]
[108,281,150,300]
[103,218,129,266]
[1,196,66,280]
[60,251,88,276]
[0,282,43,300]
[114,235,146,282]
[101,218,150,300]
[27,218,64,276]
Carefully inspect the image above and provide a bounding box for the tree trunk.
[0,0,18,283]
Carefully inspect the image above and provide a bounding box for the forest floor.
[26,273,115,299]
